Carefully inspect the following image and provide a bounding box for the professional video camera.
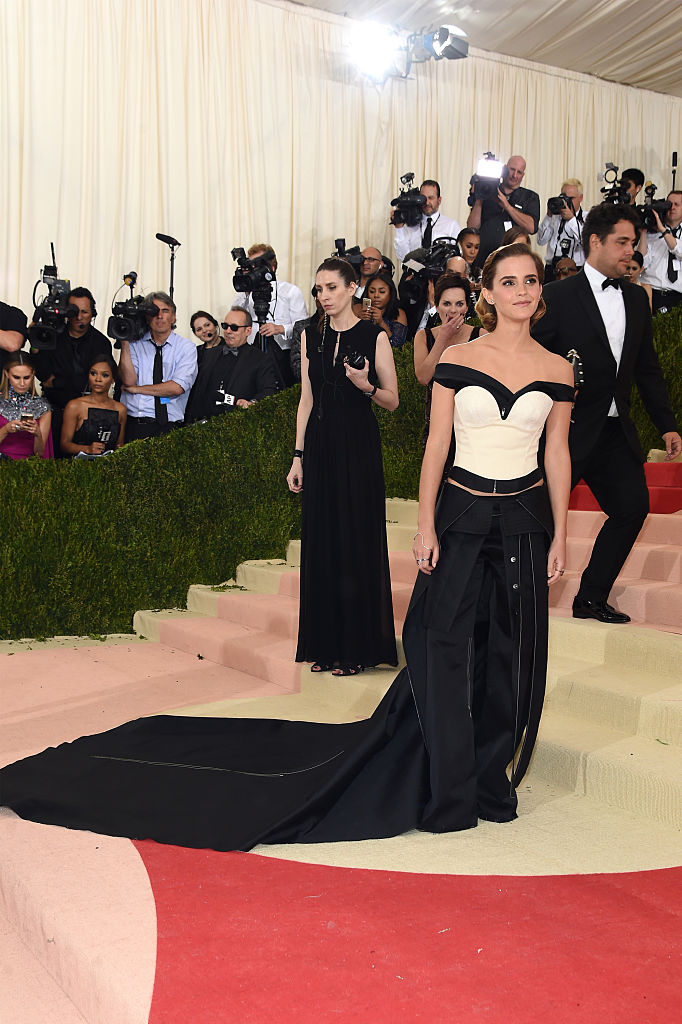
[231,247,274,326]
[107,271,159,344]
[636,182,672,232]
[467,153,505,206]
[398,237,460,306]
[332,238,364,275]
[27,244,76,350]
[598,163,631,205]
[390,172,427,228]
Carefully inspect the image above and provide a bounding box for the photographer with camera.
[118,291,197,441]
[355,247,386,299]
[637,191,682,314]
[232,244,308,349]
[467,155,540,266]
[33,287,112,457]
[393,180,461,264]
[0,300,27,373]
[185,307,277,422]
[536,179,585,282]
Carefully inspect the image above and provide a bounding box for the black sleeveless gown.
[296,319,397,668]
[0,369,574,848]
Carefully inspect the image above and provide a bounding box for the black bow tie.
[601,277,622,290]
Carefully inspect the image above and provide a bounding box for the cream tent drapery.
[2,0,681,336]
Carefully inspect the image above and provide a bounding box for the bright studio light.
[348,22,404,81]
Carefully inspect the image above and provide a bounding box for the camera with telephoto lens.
[636,182,672,232]
[598,163,631,205]
[390,172,427,228]
[398,238,461,306]
[231,246,274,325]
[332,238,363,274]
[547,193,574,216]
[28,245,76,350]
[467,152,505,206]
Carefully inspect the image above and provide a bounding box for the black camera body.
[332,238,364,275]
[390,172,427,228]
[467,153,505,207]
[231,247,274,324]
[28,250,75,350]
[547,193,573,216]
[398,238,460,306]
[599,163,631,205]
[637,183,672,232]
[107,294,160,342]
[345,350,366,370]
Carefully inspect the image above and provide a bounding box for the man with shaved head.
[467,154,540,266]
[356,246,386,299]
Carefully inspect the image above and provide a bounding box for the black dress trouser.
[571,418,649,602]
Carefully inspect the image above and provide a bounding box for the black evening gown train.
[0,367,574,848]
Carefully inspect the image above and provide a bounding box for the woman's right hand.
[3,419,23,436]
[438,311,466,345]
[413,528,439,575]
[287,457,303,493]
[87,441,106,455]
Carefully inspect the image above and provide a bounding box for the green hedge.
[1,326,678,641]
[630,306,682,454]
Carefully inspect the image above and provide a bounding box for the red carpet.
[134,842,682,1023]
[570,463,682,513]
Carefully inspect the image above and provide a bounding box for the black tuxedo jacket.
[532,271,677,462]
[185,342,278,422]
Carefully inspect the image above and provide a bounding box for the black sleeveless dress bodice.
[296,319,397,667]
[71,407,120,452]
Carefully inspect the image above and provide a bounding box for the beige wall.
[2,0,681,337]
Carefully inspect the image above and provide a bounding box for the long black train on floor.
[0,485,552,850]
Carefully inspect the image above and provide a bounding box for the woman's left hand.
[20,419,39,435]
[546,538,566,586]
[344,356,371,392]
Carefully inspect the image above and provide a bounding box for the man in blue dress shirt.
[119,291,197,441]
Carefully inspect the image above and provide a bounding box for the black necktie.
[601,277,622,290]
[422,217,433,248]
[153,342,168,424]
[667,228,679,284]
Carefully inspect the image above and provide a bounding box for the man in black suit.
[185,306,277,422]
[533,202,681,623]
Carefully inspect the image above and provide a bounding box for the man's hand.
[662,431,682,461]
[259,323,284,337]
[497,188,511,211]
[235,399,255,409]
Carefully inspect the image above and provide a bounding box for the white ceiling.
[289,0,682,98]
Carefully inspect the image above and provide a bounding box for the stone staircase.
[134,497,682,830]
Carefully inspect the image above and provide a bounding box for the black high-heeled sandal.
[311,662,333,673]
[331,664,365,677]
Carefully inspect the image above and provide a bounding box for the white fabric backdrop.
[2,0,681,337]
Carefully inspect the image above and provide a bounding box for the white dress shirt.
[537,210,585,266]
[640,225,682,293]
[583,261,626,417]
[394,211,461,264]
[121,331,198,421]
[232,280,309,349]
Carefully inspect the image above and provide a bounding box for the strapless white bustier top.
[434,364,574,481]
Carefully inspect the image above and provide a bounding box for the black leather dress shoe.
[572,598,631,624]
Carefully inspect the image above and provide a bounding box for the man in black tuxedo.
[185,306,277,422]
[533,202,681,623]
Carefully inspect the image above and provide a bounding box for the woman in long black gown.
[287,257,399,676]
[0,245,573,848]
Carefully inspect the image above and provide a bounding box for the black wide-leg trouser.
[405,485,552,832]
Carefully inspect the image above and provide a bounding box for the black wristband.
[365,384,377,398]
[293,449,304,459]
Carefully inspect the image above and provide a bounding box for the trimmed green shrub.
[630,306,682,454]
[1,319,678,640]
